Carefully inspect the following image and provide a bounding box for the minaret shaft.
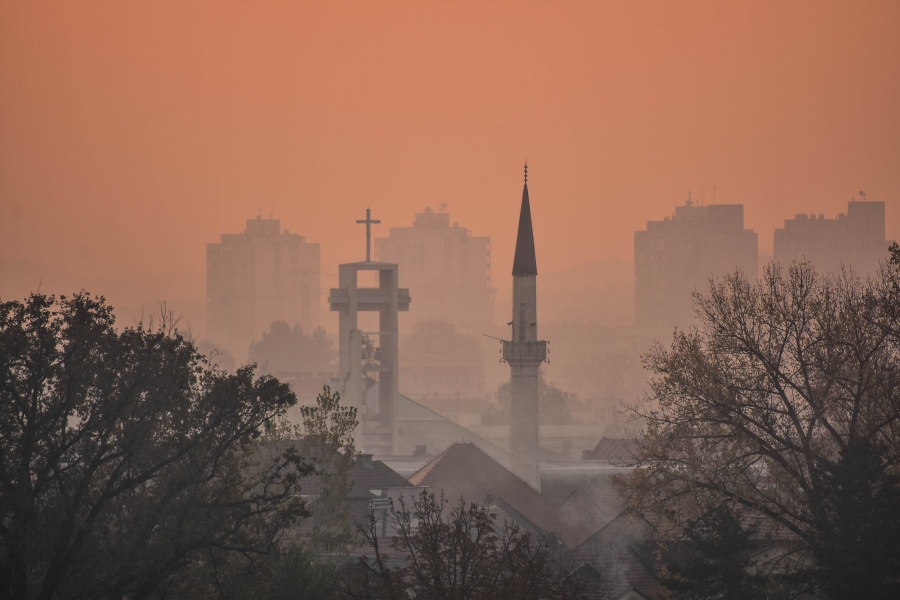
[512,276,537,342]
[503,168,546,492]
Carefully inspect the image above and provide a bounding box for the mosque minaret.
[502,163,547,491]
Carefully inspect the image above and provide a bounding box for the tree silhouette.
[339,490,585,600]
[248,320,336,376]
[623,256,900,598]
[0,293,310,599]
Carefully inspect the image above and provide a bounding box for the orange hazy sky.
[2,1,899,326]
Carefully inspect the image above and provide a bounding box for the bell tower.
[328,208,410,456]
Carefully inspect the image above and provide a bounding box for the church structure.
[502,164,547,491]
[328,209,410,456]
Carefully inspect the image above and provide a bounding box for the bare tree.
[339,490,586,600]
[621,256,900,598]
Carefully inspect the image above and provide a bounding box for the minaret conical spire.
[512,162,538,276]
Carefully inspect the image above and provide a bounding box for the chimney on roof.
[357,453,374,469]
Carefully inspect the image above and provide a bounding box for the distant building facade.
[207,216,320,360]
[374,208,495,333]
[635,202,758,329]
[774,200,888,276]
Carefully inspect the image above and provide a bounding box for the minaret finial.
[524,161,528,185]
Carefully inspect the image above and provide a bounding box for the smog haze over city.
[5,3,900,598]
[2,0,899,336]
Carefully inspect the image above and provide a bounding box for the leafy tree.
[209,544,336,600]
[622,260,900,599]
[483,378,575,425]
[0,293,311,600]
[298,386,359,554]
[660,503,765,600]
[401,319,483,366]
[191,387,360,600]
[338,490,585,600]
[249,320,336,375]
[196,339,237,373]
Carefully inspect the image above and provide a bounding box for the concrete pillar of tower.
[379,266,400,455]
[347,328,363,442]
[329,261,409,457]
[508,360,541,489]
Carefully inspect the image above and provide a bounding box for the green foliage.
[660,504,765,600]
[300,386,358,459]
[187,386,361,599]
[249,320,336,375]
[623,257,900,598]
[813,438,900,599]
[211,544,337,600]
[298,386,359,554]
[339,490,585,600]
[0,293,310,599]
[196,339,237,372]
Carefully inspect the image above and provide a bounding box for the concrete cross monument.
[330,206,410,456]
[356,207,381,262]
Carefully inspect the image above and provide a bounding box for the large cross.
[356,207,381,262]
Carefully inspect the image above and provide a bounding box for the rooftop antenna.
[859,189,866,201]
[524,160,528,185]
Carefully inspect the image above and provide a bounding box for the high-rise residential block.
[635,202,758,329]
[774,200,888,276]
[375,208,494,333]
[207,216,320,360]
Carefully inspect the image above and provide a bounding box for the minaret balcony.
[502,340,547,363]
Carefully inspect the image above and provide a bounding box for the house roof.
[347,454,418,499]
[557,482,626,546]
[574,512,667,599]
[301,454,416,500]
[408,442,580,546]
[357,383,513,464]
[584,437,638,463]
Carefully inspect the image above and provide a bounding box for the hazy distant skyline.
[2,1,898,328]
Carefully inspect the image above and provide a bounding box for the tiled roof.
[408,442,580,546]
[407,447,450,484]
[585,437,638,463]
[573,512,666,600]
[357,383,512,464]
[347,455,418,499]
[557,483,625,546]
[301,454,416,499]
